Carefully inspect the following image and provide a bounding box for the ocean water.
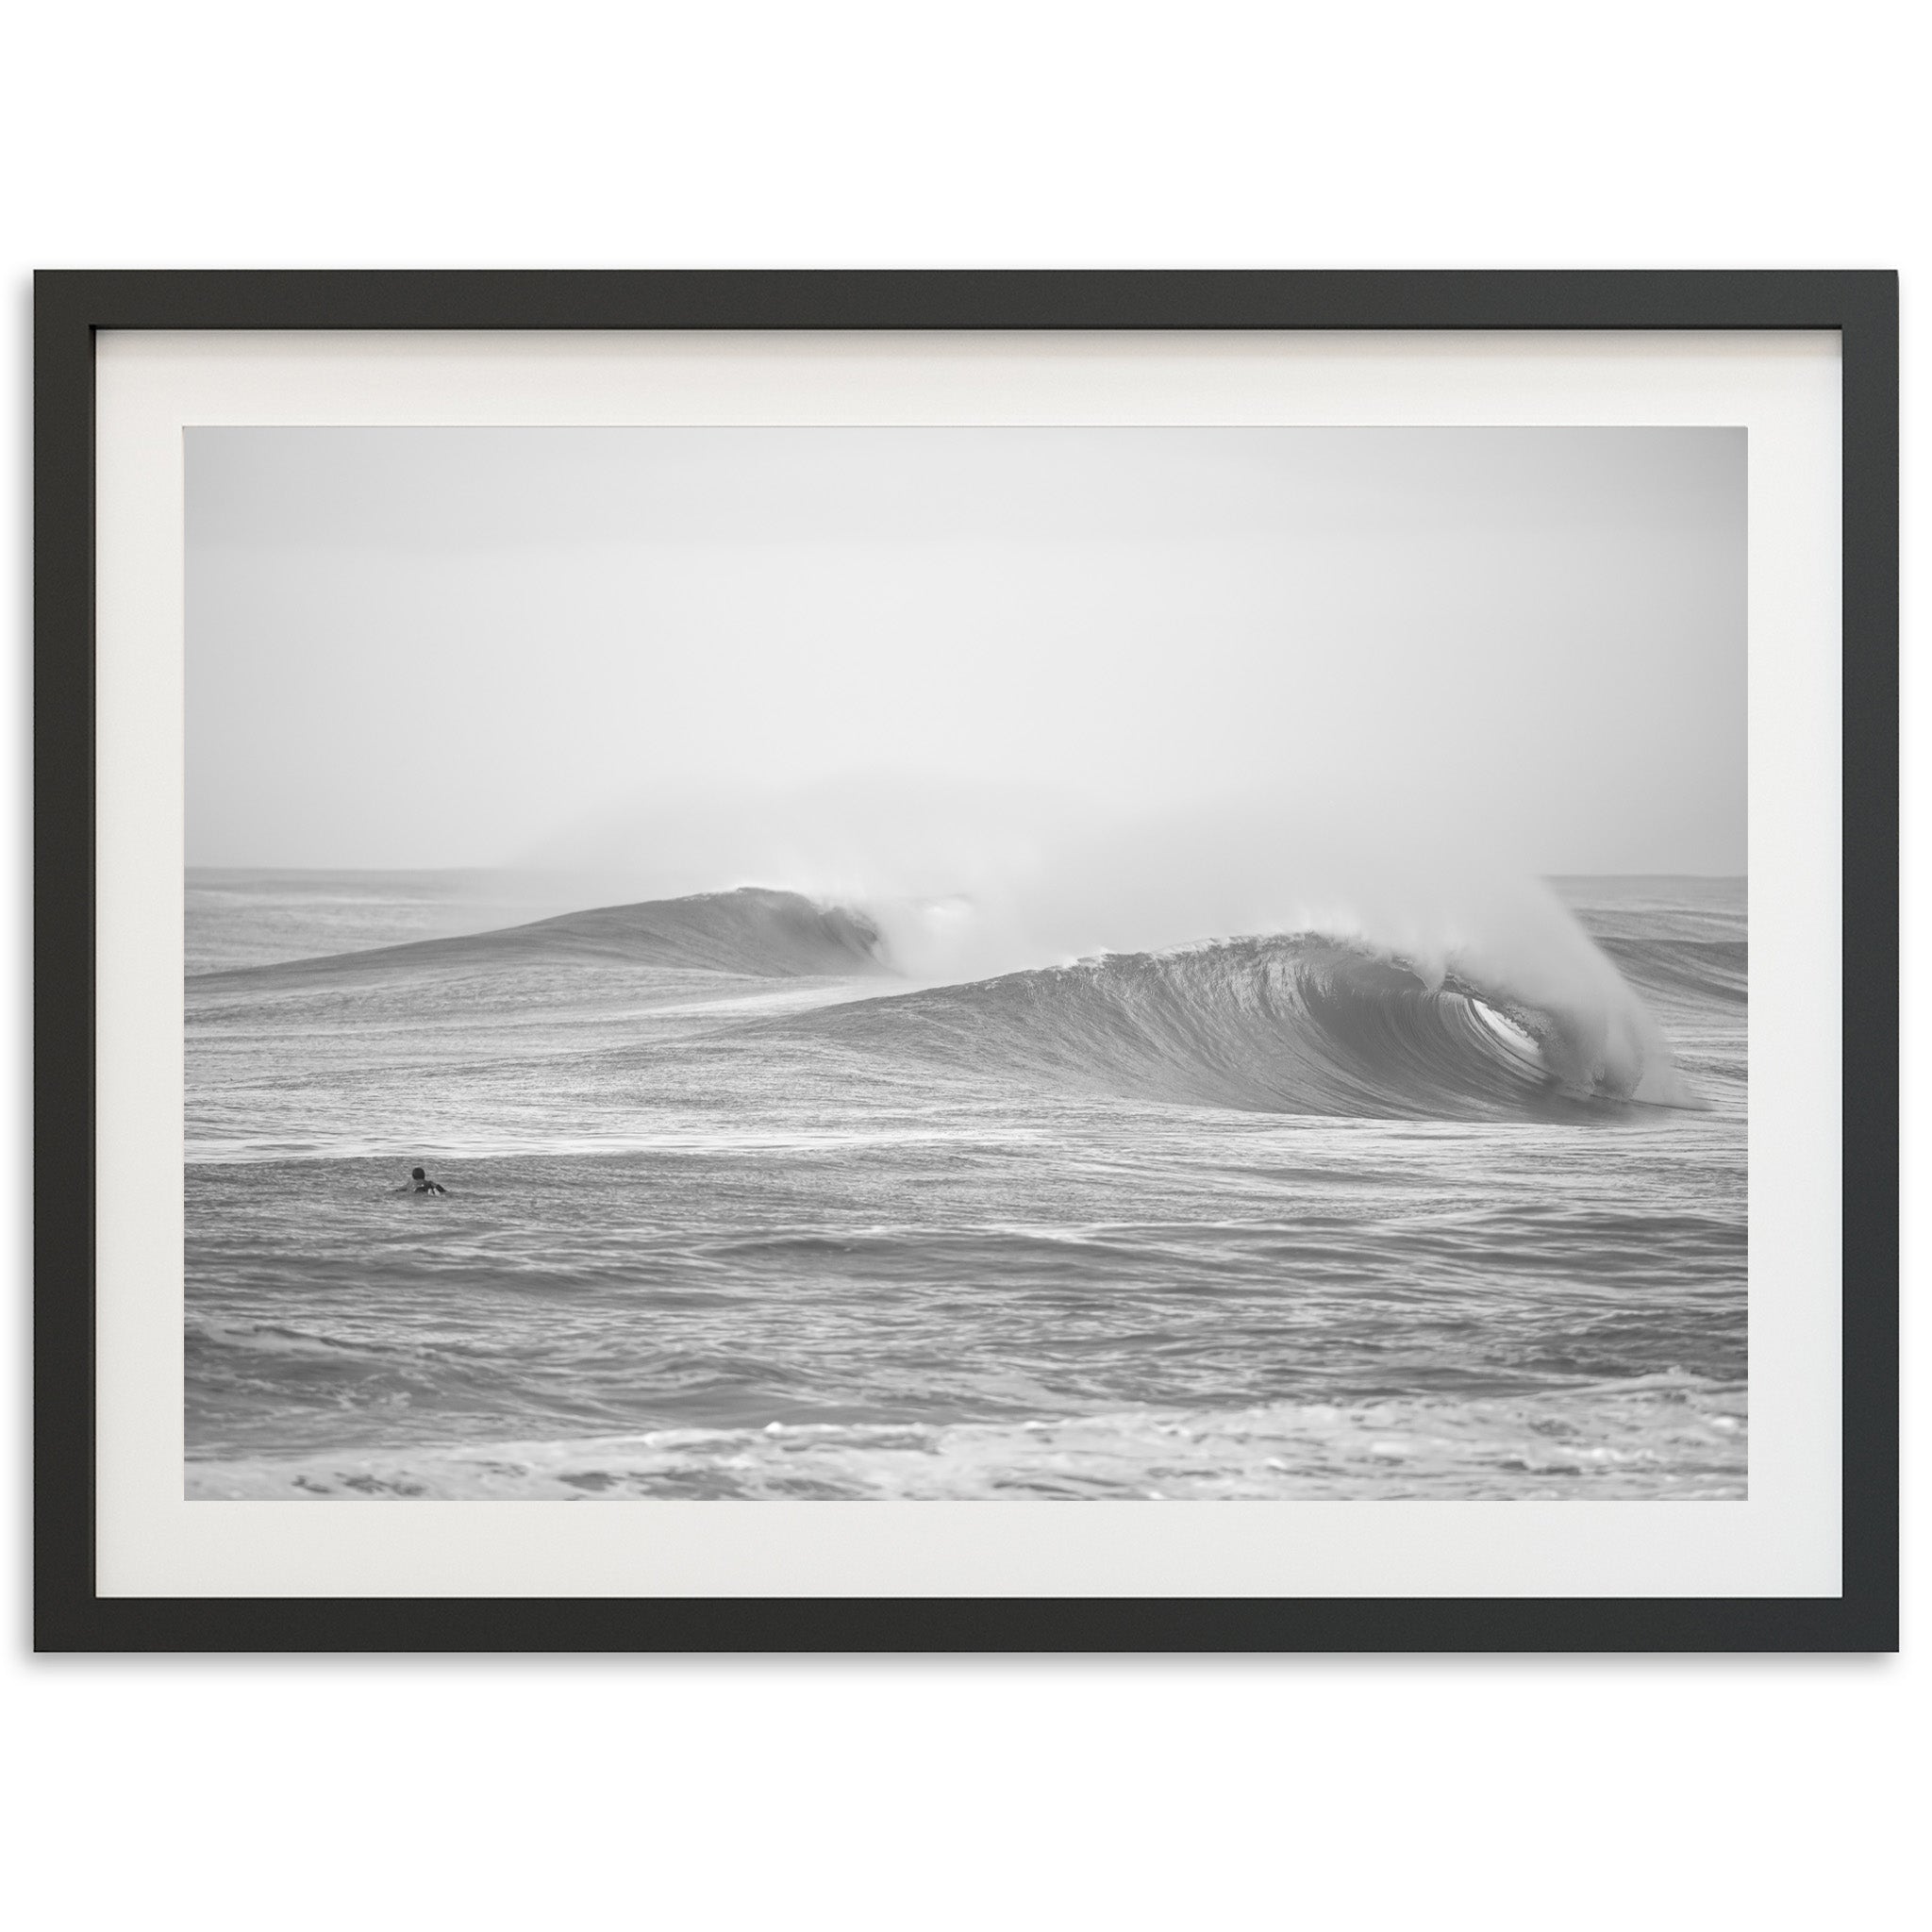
[185,867,589,976]
[184,872,1747,1500]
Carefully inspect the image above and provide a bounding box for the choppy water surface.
[185,874,1746,1499]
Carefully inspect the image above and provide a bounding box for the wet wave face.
[775,932,1692,1123]
[1595,936,1747,1013]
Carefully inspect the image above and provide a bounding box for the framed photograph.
[35,272,1897,1651]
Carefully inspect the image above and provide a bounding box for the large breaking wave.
[189,874,1712,1124]
[774,928,1698,1121]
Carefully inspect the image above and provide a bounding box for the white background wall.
[1,4,1920,1925]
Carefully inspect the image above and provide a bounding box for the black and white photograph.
[14,0,1919,1909]
[184,424,1747,1504]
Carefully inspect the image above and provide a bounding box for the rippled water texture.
[185,873,1746,1499]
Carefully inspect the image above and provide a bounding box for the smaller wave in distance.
[189,887,891,988]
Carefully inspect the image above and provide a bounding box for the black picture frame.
[34,270,1899,1653]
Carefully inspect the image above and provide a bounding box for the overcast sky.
[187,425,1744,880]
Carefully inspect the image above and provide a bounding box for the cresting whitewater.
[185,872,1747,1500]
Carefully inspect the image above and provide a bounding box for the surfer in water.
[408,1165,447,1195]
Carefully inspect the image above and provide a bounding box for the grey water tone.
[185,424,1746,1501]
[184,869,1746,1501]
